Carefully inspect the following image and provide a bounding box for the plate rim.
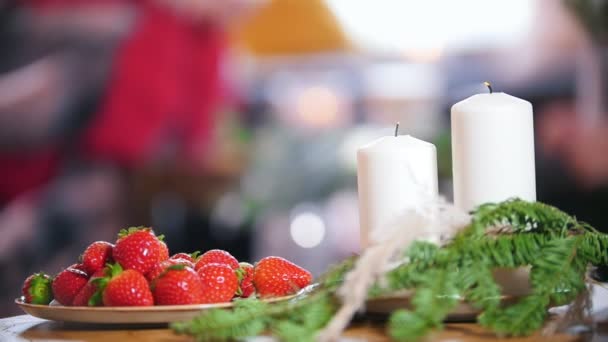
[15,294,294,312]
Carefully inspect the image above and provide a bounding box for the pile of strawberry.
[21,227,312,307]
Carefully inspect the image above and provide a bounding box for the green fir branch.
[457,260,502,310]
[171,298,268,341]
[173,199,608,342]
[470,199,576,236]
[478,295,550,336]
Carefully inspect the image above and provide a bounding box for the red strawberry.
[21,273,53,305]
[197,263,239,304]
[253,256,312,298]
[170,251,200,263]
[236,262,255,298]
[157,239,169,263]
[81,241,114,275]
[152,265,204,305]
[101,264,153,306]
[195,249,239,271]
[113,227,163,275]
[52,267,89,305]
[72,269,106,306]
[146,258,195,282]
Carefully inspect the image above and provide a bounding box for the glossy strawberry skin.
[152,266,204,305]
[197,263,239,304]
[81,241,114,275]
[52,267,89,306]
[170,252,198,263]
[146,258,195,282]
[236,262,255,298]
[72,269,106,307]
[69,263,89,275]
[253,256,312,298]
[113,228,162,275]
[102,269,153,307]
[195,249,239,271]
[22,273,53,305]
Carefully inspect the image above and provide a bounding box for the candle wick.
[395,122,400,137]
[484,81,493,94]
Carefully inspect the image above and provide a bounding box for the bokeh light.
[294,85,342,129]
[289,211,326,248]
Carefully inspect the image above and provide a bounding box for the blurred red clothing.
[84,2,224,166]
[0,0,224,203]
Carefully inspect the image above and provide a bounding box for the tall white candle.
[357,133,438,248]
[451,90,536,212]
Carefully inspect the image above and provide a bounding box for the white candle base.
[357,135,438,248]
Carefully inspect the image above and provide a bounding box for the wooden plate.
[365,269,532,321]
[365,291,519,322]
[15,295,294,324]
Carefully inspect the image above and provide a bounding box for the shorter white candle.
[357,130,438,248]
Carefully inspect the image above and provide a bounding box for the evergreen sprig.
[172,199,608,341]
[171,298,269,340]
[171,259,352,341]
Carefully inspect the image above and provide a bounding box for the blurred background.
[1,0,607,316]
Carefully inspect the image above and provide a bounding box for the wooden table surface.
[0,314,596,342]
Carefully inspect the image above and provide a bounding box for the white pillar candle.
[357,133,438,248]
[451,90,536,212]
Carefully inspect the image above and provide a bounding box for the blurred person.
[0,0,262,316]
[535,0,608,190]
[500,0,608,232]
[0,2,131,310]
[538,102,608,190]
